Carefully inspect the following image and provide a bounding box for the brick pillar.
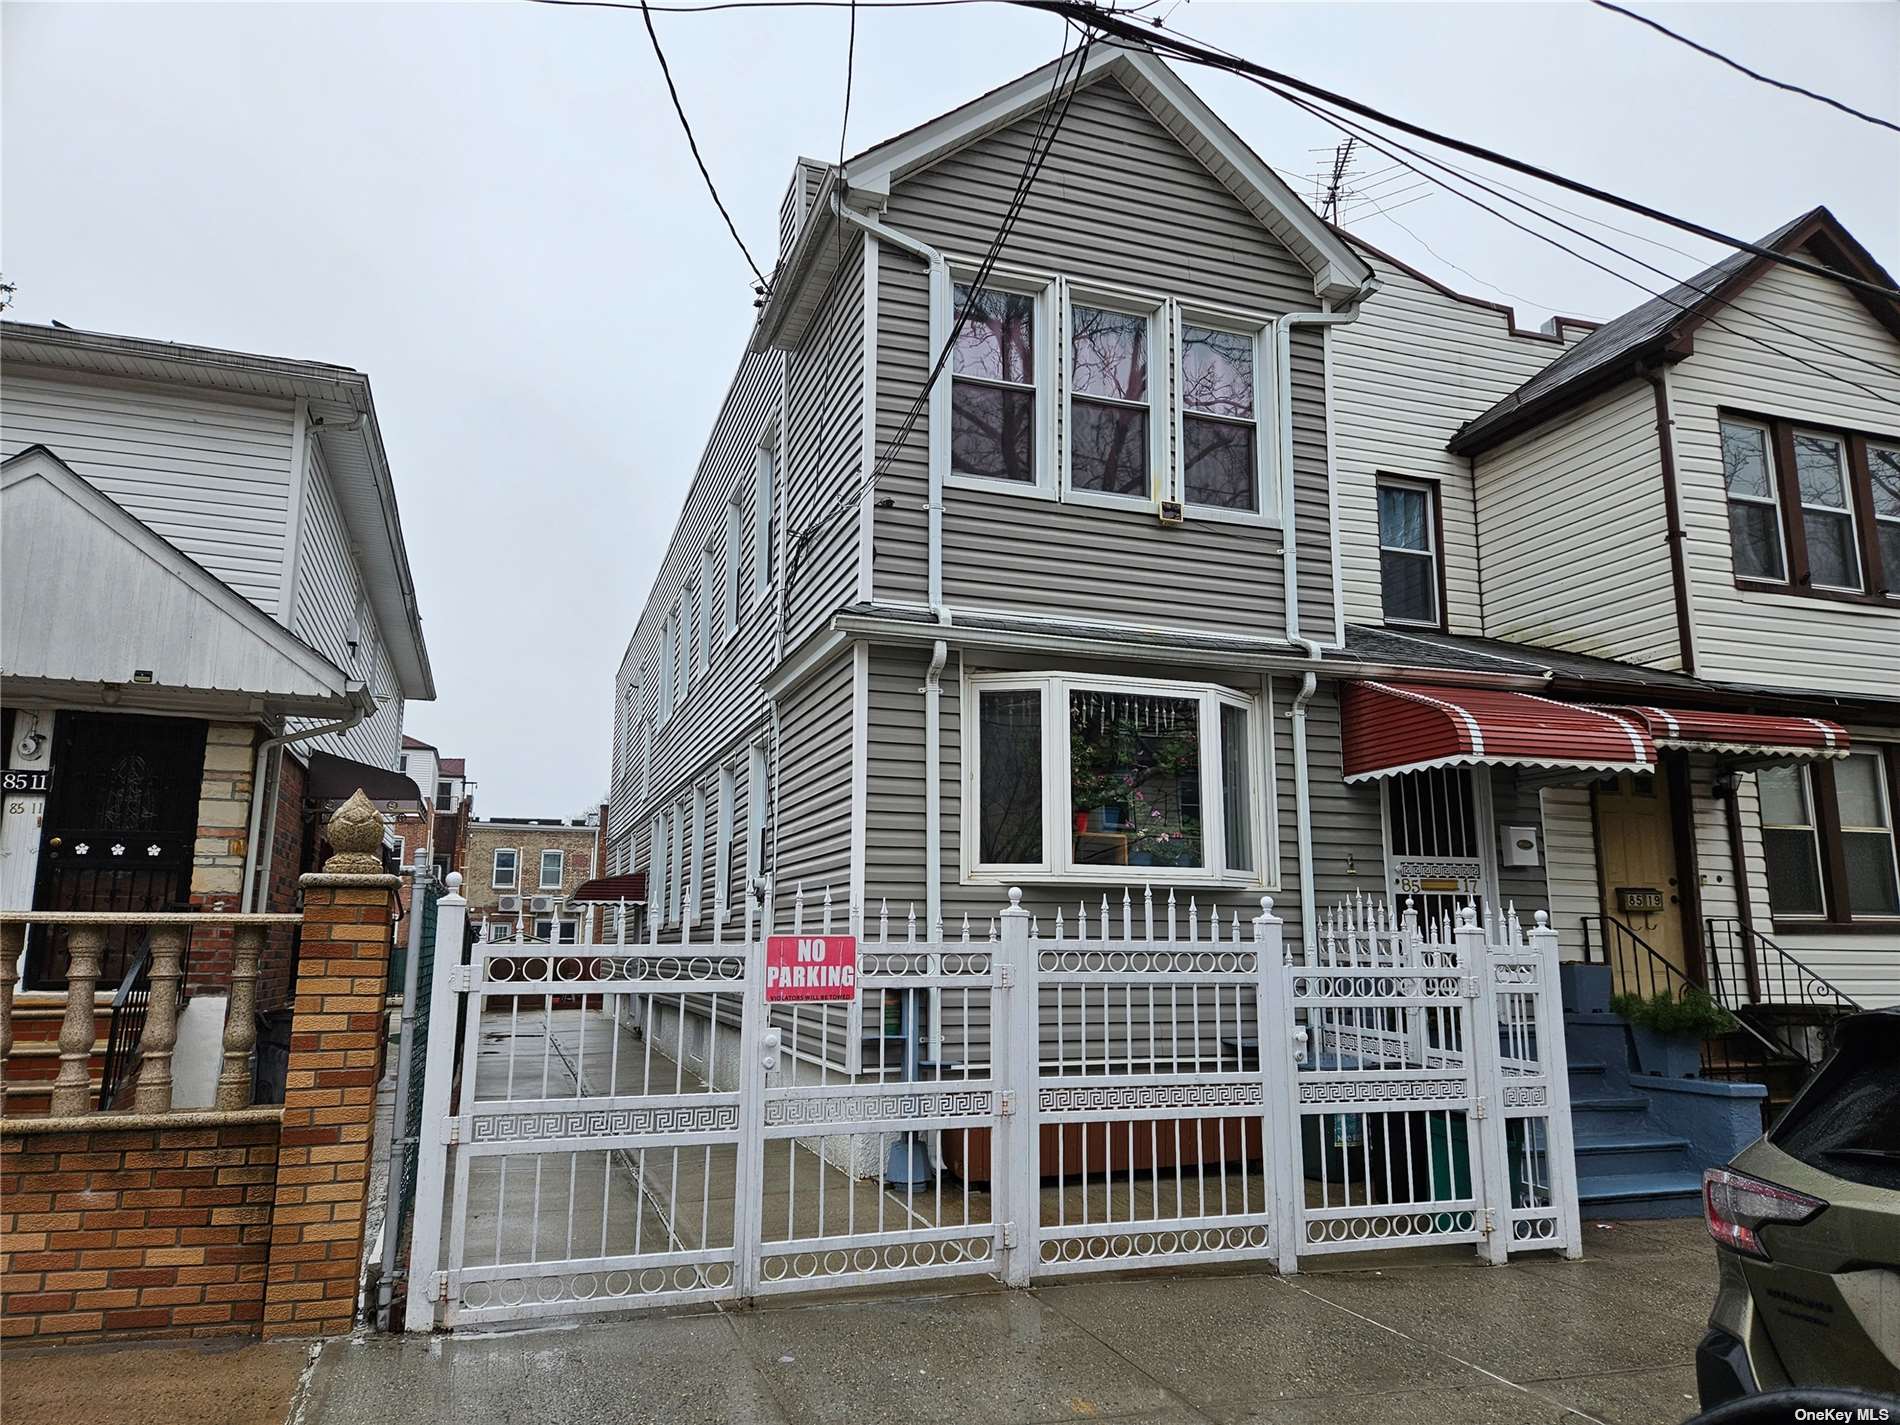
[261,871,398,1339]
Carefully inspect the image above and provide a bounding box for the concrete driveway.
[291,1217,1714,1425]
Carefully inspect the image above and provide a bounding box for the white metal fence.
[406,882,1580,1329]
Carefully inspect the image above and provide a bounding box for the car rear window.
[1771,1023,1900,1191]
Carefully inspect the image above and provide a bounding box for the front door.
[29,712,207,987]
[1594,771,1687,984]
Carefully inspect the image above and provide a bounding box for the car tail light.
[1704,1166,1826,1259]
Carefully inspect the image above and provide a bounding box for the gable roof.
[753,46,1374,352]
[1447,207,1900,455]
[1,445,359,717]
[1,319,435,700]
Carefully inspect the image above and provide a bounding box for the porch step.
[1568,1094,1651,1136]
[1576,1169,1705,1220]
[1573,1135,1693,1176]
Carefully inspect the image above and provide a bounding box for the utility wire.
[1019,0,1900,302]
[1260,71,1900,404]
[791,26,1094,545]
[1591,0,1900,135]
[631,0,769,285]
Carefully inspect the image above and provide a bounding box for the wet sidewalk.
[296,1216,1715,1425]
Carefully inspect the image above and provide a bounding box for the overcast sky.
[5,1,1895,815]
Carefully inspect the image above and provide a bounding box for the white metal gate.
[406,883,1579,1331]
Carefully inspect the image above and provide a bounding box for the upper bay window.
[1718,410,1898,602]
[965,671,1268,885]
[1181,323,1260,513]
[951,283,1038,485]
[1068,302,1152,500]
[940,272,1275,524]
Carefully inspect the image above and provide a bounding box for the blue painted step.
[1574,1169,1704,1220]
[1570,1094,1652,1136]
[1574,1135,1693,1176]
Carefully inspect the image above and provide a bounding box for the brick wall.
[262,874,397,1338]
[462,822,598,935]
[1,1112,280,1342]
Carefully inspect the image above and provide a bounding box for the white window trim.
[1376,477,1441,629]
[716,765,736,923]
[724,485,745,645]
[1792,426,1863,593]
[754,434,777,600]
[942,262,1059,501]
[959,669,1273,888]
[701,538,721,657]
[746,743,768,900]
[1177,303,1277,528]
[1061,281,1168,516]
[1721,417,1791,586]
[539,848,565,891]
[492,847,519,891]
[688,785,706,927]
[391,836,406,868]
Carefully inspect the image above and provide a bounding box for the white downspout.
[239,683,375,912]
[1275,301,1366,952]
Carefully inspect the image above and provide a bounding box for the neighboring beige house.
[463,816,599,943]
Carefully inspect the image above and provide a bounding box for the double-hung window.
[1759,749,1900,925]
[715,766,735,921]
[755,439,776,596]
[1718,411,1897,602]
[1377,479,1440,627]
[435,780,453,812]
[539,848,564,890]
[1068,301,1152,500]
[1793,430,1860,591]
[1181,322,1261,512]
[492,847,519,891]
[1721,419,1787,582]
[703,538,722,650]
[950,283,1038,485]
[1871,441,1900,595]
[966,672,1268,884]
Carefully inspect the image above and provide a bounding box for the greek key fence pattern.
[406,883,1581,1330]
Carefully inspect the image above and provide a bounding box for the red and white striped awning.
[1608,706,1849,759]
[1342,682,1657,783]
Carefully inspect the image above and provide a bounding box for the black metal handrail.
[1580,914,1792,1079]
[98,937,153,1110]
[1703,917,1862,1022]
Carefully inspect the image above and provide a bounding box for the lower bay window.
[1759,747,1900,927]
[965,671,1268,885]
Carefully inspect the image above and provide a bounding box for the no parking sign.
[764,935,857,1002]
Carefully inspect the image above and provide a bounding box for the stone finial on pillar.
[323,789,386,873]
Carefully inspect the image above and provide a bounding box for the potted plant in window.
[1609,988,1736,1079]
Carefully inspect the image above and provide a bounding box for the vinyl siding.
[872,76,1337,641]
[1473,379,1680,665]
[864,643,1286,941]
[1331,251,1590,634]
[1667,264,1900,696]
[288,444,403,767]
[610,348,782,858]
[1,368,297,613]
[1540,785,1601,962]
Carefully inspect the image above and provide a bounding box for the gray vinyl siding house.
[611,46,1378,983]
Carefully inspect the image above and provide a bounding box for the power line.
[1591,0,1900,135]
[1260,71,1900,404]
[792,26,1095,545]
[629,0,769,286]
[1018,0,1900,302]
